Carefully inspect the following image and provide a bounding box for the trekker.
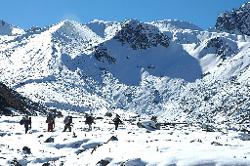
[85,113,95,131]
[46,113,55,132]
[113,114,122,130]
[28,117,32,129]
[63,115,73,132]
[20,116,30,134]
[150,115,157,123]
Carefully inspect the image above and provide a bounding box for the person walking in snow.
[150,115,157,123]
[46,113,55,132]
[113,114,122,130]
[85,113,95,131]
[19,116,30,134]
[63,115,73,132]
[28,117,32,129]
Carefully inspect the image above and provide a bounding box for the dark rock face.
[0,82,46,115]
[0,20,13,35]
[114,20,170,50]
[0,20,6,27]
[203,37,237,60]
[93,45,116,64]
[215,2,250,35]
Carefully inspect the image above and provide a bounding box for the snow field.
[1,114,250,166]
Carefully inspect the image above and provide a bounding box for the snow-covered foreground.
[1,113,250,166]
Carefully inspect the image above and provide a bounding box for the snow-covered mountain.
[216,2,250,35]
[0,20,24,35]
[0,2,249,126]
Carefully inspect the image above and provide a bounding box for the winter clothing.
[85,114,95,131]
[46,113,55,132]
[20,116,31,134]
[28,117,32,129]
[113,114,122,130]
[150,116,157,123]
[63,116,72,132]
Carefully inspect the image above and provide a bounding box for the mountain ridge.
[0,3,249,125]
[215,2,250,35]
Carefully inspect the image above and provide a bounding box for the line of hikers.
[20,113,123,134]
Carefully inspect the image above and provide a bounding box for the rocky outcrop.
[114,20,170,50]
[93,45,116,64]
[0,20,24,35]
[203,37,237,60]
[215,2,250,35]
[0,20,12,35]
[0,82,46,115]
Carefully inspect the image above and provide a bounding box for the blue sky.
[0,0,248,29]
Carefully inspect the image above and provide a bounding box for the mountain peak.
[85,19,118,38]
[0,20,12,35]
[61,19,80,26]
[49,19,102,57]
[54,19,83,31]
[241,2,250,9]
[122,19,140,25]
[114,19,170,49]
[51,19,101,40]
[0,20,24,35]
[151,19,202,31]
[215,2,250,35]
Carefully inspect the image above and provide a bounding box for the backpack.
[47,114,54,123]
[86,116,93,124]
[19,119,24,125]
[68,116,72,124]
[20,117,28,125]
[113,117,121,124]
[64,116,72,124]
